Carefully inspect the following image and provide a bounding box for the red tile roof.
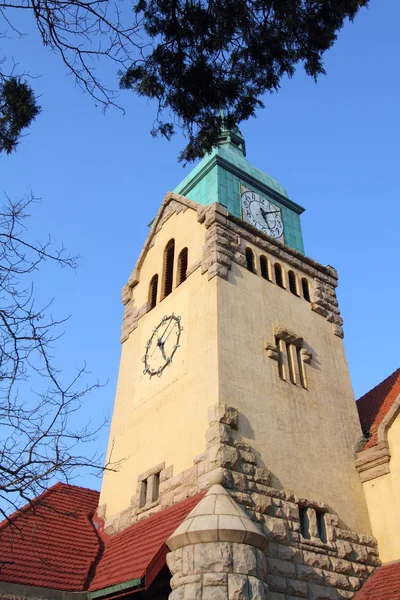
[354,561,400,600]
[0,483,100,591]
[0,483,203,596]
[89,493,204,593]
[357,368,400,448]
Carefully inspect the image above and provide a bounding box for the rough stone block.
[267,575,287,593]
[303,551,331,570]
[182,545,194,575]
[263,517,288,542]
[308,583,340,600]
[252,493,273,515]
[183,583,201,599]
[169,587,184,600]
[232,543,257,576]
[202,586,229,600]
[228,574,249,599]
[277,544,303,563]
[248,576,267,599]
[217,445,240,469]
[330,558,354,576]
[267,558,296,578]
[287,578,308,597]
[296,564,325,584]
[206,423,231,447]
[194,542,233,573]
[256,549,267,580]
[203,573,228,586]
[323,571,350,590]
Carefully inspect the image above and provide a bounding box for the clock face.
[143,314,183,378]
[241,187,284,241]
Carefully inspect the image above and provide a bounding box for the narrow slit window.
[274,263,284,288]
[177,247,188,286]
[139,480,148,508]
[260,255,269,280]
[286,343,296,384]
[317,512,327,543]
[148,275,158,310]
[302,278,311,302]
[288,270,298,295]
[245,248,256,273]
[297,347,307,389]
[163,239,175,298]
[152,473,160,502]
[299,507,311,540]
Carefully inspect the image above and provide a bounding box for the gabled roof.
[89,493,204,595]
[357,368,400,448]
[0,483,204,597]
[354,561,400,600]
[0,483,100,592]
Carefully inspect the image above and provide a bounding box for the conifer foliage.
[0,0,368,160]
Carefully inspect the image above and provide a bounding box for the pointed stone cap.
[166,484,267,551]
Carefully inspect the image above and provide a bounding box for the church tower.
[98,129,379,599]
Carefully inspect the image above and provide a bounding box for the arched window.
[148,275,158,310]
[302,278,311,302]
[245,248,256,273]
[162,239,175,298]
[288,270,298,295]
[274,263,284,288]
[260,255,269,280]
[177,247,188,286]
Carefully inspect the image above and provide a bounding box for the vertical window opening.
[274,263,284,288]
[177,247,188,286]
[260,255,269,280]
[152,473,160,502]
[299,508,311,540]
[163,239,175,298]
[302,278,311,302]
[245,248,256,273]
[288,270,298,295]
[139,480,148,508]
[286,343,296,384]
[297,347,307,389]
[317,512,327,543]
[148,275,158,310]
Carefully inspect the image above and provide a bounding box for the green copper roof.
[174,129,305,254]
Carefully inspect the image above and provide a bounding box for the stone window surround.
[299,506,330,547]
[137,462,165,511]
[266,326,312,388]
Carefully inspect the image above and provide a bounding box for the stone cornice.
[355,442,392,483]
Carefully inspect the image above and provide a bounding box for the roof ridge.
[357,368,400,403]
[0,482,98,530]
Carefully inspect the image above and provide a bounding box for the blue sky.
[1,1,399,491]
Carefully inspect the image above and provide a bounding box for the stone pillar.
[166,473,268,599]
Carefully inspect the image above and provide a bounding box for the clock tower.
[98,127,378,598]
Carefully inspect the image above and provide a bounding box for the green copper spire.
[174,127,305,254]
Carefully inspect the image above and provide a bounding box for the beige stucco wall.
[100,208,219,516]
[362,413,400,562]
[216,245,371,535]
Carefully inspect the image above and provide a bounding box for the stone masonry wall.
[99,403,380,600]
[166,542,268,600]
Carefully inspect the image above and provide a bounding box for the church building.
[0,128,398,600]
